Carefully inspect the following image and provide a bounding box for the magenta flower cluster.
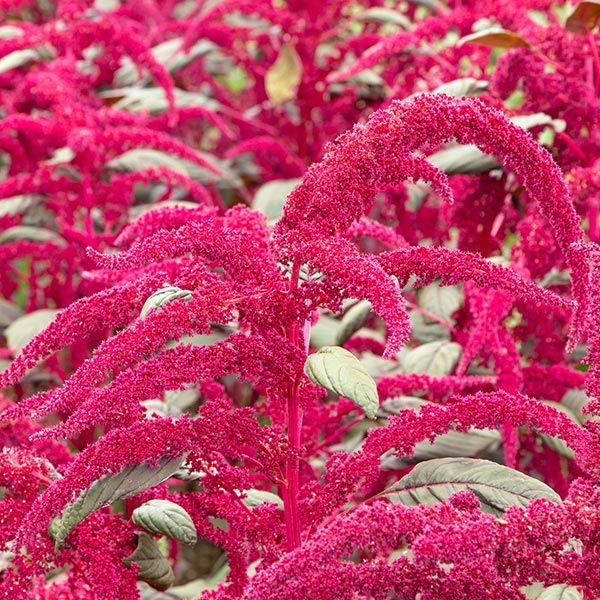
[0,1,600,599]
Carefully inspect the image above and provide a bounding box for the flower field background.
[0,1,599,598]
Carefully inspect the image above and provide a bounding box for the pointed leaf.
[310,314,341,349]
[241,489,284,510]
[458,28,530,49]
[409,311,451,343]
[359,8,412,29]
[6,309,60,351]
[124,533,175,591]
[336,300,372,345]
[379,457,561,515]
[0,226,65,247]
[566,1,600,34]
[106,149,189,175]
[0,49,39,74]
[403,341,462,376]
[0,195,40,217]
[116,38,216,85]
[252,178,301,223]
[561,389,598,422]
[133,499,197,545]
[379,397,501,465]
[305,346,379,418]
[49,456,185,548]
[538,401,580,459]
[265,44,302,105]
[433,78,489,97]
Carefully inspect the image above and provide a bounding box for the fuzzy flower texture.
[0,1,600,600]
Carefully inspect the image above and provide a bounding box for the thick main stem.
[283,260,303,551]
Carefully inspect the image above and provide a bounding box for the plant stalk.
[283,260,303,551]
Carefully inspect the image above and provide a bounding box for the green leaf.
[305,346,379,419]
[407,113,561,209]
[403,341,462,376]
[5,309,59,351]
[0,49,39,74]
[133,500,197,545]
[359,7,413,29]
[536,584,583,600]
[116,38,216,85]
[428,144,500,175]
[49,456,185,548]
[0,299,22,330]
[105,87,218,116]
[379,397,501,465]
[418,283,462,322]
[407,0,446,13]
[561,389,597,422]
[358,351,402,379]
[336,300,372,346]
[141,287,193,318]
[309,314,340,349]
[0,26,26,39]
[0,226,65,247]
[379,457,561,515]
[409,311,450,343]
[124,533,175,591]
[241,489,284,510]
[106,148,190,175]
[168,561,230,597]
[538,401,580,459]
[252,178,301,224]
[432,77,489,97]
[165,387,198,411]
[0,195,40,218]
[511,113,565,132]
[137,582,181,599]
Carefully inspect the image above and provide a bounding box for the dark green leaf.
[124,533,174,591]
[133,500,197,545]
[379,457,561,515]
[305,346,379,418]
[379,397,501,465]
[336,300,371,346]
[49,456,185,548]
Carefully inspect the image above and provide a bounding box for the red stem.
[588,197,599,243]
[308,417,364,457]
[556,132,589,165]
[405,299,457,334]
[283,260,303,551]
[587,31,600,98]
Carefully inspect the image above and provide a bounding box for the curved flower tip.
[276,94,580,256]
[274,93,584,344]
